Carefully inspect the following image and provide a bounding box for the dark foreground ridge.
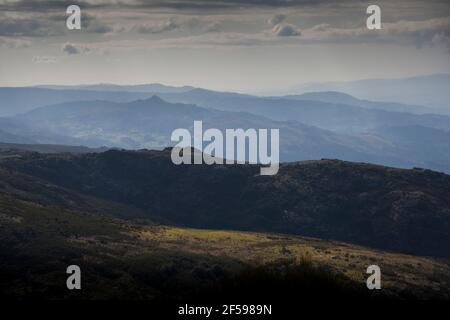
[1,148,450,258]
[1,147,450,300]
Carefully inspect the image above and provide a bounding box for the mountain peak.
[146,95,166,103]
[127,95,167,106]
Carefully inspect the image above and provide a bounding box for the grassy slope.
[137,227,450,298]
[1,195,449,300]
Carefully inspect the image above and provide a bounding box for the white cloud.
[268,14,286,27]
[272,23,301,37]
[295,17,450,49]
[137,18,180,34]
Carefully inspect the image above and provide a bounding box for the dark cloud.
[83,14,114,34]
[0,10,114,38]
[0,16,62,37]
[0,0,104,12]
[0,0,343,12]
[88,24,114,33]
[62,43,80,55]
[0,0,447,49]
[128,0,343,10]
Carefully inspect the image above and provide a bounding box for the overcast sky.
[0,0,449,93]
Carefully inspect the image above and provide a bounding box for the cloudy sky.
[0,0,449,93]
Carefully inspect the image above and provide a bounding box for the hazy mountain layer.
[158,89,450,133]
[0,87,151,116]
[290,74,450,114]
[3,96,448,173]
[284,91,430,114]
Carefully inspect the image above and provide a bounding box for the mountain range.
[2,91,450,172]
[2,75,450,172]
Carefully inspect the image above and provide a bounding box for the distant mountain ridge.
[9,96,399,163]
[156,89,450,133]
[0,87,152,116]
[0,142,108,154]
[290,74,450,114]
[2,77,450,173]
[1,95,450,173]
[35,83,195,93]
[284,91,430,114]
[0,79,438,118]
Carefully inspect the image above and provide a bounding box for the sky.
[0,0,449,93]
